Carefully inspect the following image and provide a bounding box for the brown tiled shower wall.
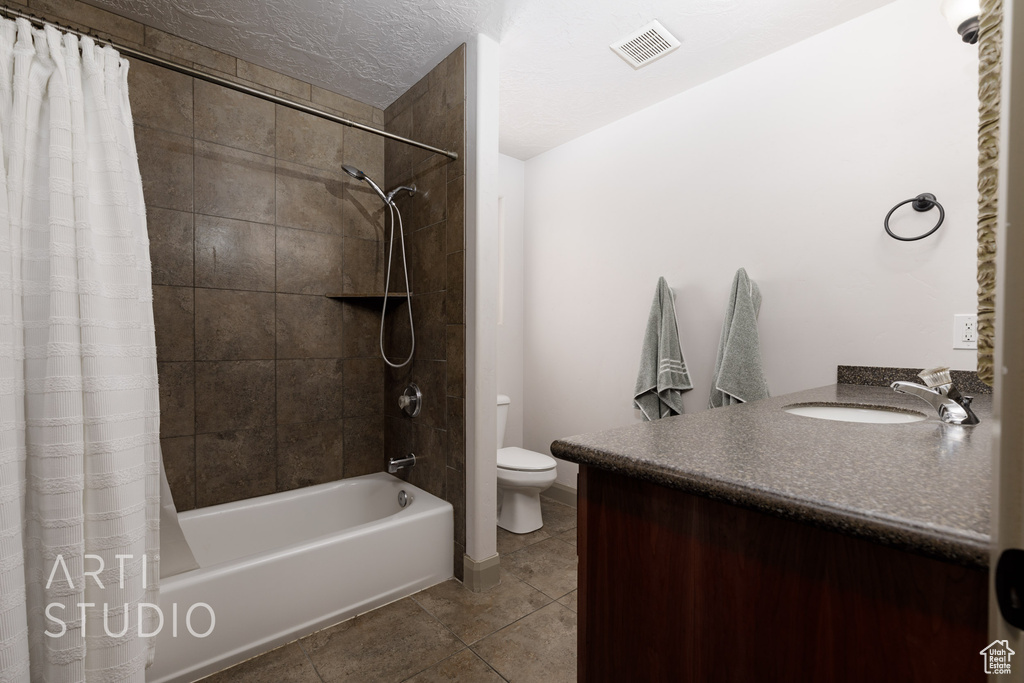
[21,0,467,566]
[383,48,468,579]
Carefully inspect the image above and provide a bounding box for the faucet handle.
[400,383,422,418]
[949,394,980,426]
[959,395,980,425]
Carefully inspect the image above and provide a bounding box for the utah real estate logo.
[981,640,1015,675]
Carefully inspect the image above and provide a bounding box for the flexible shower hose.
[380,200,415,368]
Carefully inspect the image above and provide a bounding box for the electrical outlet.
[954,314,978,350]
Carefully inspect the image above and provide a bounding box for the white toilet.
[497,394,558,534]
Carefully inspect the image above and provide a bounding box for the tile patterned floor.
[200,496,578,683]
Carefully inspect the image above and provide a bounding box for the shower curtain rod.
[0,4,459,161]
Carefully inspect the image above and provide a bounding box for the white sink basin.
[784,403,927,424]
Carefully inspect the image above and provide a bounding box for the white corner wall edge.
[465,33,500,566]
[990,0,1024,656]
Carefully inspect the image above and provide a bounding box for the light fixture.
[941,0,980,44]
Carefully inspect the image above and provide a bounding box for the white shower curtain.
[0,18,160,683]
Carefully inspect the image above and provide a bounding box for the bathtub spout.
[388,453,416,473]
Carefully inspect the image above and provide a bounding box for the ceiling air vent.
[610,20,680,70]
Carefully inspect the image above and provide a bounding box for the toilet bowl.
[497,447,558,533]
[497,396,558,534]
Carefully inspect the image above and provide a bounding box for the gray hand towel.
[709,268,769,408]
[634,277,693,420]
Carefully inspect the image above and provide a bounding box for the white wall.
[521,0,981,488]
[498,154,525,448]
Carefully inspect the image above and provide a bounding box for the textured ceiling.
[82,0,895,159]
[499,0,895,158]
[84,0,510,107]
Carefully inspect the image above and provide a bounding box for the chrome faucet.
[891,379,979,425]
[388,453,416,473]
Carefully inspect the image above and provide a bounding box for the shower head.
[341,165,365,180]
[342,164,387,203]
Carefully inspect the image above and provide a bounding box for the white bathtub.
[146,472,453,683]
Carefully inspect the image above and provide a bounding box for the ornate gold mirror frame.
[978,0,1002,386]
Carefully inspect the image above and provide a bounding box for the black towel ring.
[884,193,944,242]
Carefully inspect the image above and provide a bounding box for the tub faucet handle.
[399,383,422,418]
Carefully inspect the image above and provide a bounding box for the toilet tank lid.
[497,394,511,406]
[498,447,556,471]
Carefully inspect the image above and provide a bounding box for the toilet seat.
[498,447,556,472]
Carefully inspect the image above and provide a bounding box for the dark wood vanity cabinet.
[576,464,988,682]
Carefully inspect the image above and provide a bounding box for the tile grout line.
[190,70,198,509]
[415,571,556,644]
[412,573,557,649]
[295,637,328,683]
[501,533,578,602]
[467,600,573,674]
[409,591,480,648]
[474,648,511,683]
[516,574,574,604]
[337,118,347,484]
[272,98,280,494]
[496,529,552,555]
[502,531,577,562]
[395,648,467,683]
[397,597,471,680]
[395,647,509,683]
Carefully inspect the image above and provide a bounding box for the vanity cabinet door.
[577,465,987,682]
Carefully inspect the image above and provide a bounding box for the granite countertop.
[550,384,992,569]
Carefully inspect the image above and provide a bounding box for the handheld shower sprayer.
[342,164,388,203]
[340,165,417,369]
[340,164,364,179]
